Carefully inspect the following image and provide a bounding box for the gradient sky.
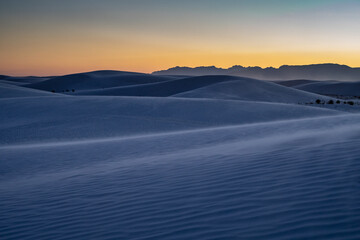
[1,0,360,76]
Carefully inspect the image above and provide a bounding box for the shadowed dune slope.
[73,75,242,97]
[0,83,59,98]
[0,75,50,84]
[294,81,360,96]
[272,79,322,87]
[0,79,27,86]
[174,78,331,103]
[26,70,176,92]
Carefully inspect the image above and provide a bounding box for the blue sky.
[1,0,359,75]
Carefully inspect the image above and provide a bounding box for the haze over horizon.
[1,0,360,76]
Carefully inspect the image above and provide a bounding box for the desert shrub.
[327,100,334,104]
[315,99,321,104]
[66,89,69,92]
[51,90,55,93]
[336,100,340,104]
[72,89,75,92]
[348,101,354,105]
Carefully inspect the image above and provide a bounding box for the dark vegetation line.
[303,99,357,106]
[51,89,75,93]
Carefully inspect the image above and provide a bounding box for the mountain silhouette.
[153,64,360,81]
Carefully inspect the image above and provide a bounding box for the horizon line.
[1,62,359,77]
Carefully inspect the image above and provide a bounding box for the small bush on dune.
[348,101,354,105]
[327,100,334,104]
[315,99,321,104]
[336,100,340,104]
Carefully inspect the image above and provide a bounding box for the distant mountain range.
[153,64,360,81]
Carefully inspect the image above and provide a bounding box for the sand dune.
[26,70,176,92]
[73,75,239,97]
[0,96,341,145]
[0,75,50,84]
[0,82,59,98]
[0,79,29,86]
[72,75,332,104]
[174,78,330,103]
[1,113,360,239]
[273,79,321,87]
[294,81,360,97]
[1,70,360,240]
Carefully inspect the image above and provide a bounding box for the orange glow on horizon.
[1,49,360,76]
[1,0,360,76]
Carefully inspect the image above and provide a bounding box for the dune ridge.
[1,70,360,240]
